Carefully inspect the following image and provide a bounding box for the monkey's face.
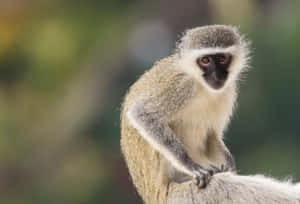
[177,46,247,93]
[196,53,232,90]
[177,25,250,93]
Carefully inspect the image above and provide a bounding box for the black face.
[196,53,232,90]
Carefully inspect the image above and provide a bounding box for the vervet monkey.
[121,25,250,203]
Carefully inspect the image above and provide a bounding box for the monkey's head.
[177,25,250,93]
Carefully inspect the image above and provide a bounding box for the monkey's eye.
[216,54,231,65]
[197,56,211,67]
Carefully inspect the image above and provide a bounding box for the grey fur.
[177,25,241,51]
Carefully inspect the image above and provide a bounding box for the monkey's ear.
[175,30,188,54]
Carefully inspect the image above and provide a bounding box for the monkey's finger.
[198,178,206,188]
[220,164,230,172]
[199,174,210,188]
[208,165,221,174]
[205,172,211,184]
[195,176,205,189]
[192,175,200,186]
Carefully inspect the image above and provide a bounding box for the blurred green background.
[0,0,299,203]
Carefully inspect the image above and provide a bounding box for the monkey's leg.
[127,102,213,188]
[206,131,236,172]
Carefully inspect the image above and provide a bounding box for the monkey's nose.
[212,72,218,81]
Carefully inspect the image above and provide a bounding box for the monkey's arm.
[167,172,300,204]
[127,100,211,187]
[206,131,236,172]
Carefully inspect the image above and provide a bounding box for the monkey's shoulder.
[125,55,196,104]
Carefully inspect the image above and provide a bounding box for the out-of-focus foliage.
[0,0,299,203]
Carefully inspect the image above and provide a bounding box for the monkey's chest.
[170,95,229,158]
[172,108,214,152]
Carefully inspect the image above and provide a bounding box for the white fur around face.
[177,45,250,94]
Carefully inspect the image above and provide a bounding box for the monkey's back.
[121,115,165,204]
[121,55,190,204]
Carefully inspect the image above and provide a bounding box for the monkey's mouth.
[203,70,228,90]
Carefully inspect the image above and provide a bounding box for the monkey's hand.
[191,163,220,188]
[221,150,237,173]
[219,164,230,172]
